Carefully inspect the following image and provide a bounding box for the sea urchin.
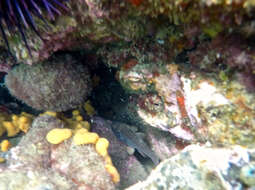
[0,0,68,55]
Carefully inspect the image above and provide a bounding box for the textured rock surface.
[144,127,187,161]
[1,0,255,66]
[5,54,92,111]
[127,145,255,190]
[0,115,116,190]
[112,61,255,146]
[0,0,254,189]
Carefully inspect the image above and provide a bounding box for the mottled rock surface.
[127,145,255,190]
[0,115,116,190]
[5,54,92,112]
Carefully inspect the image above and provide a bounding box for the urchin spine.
[0,0,68,55]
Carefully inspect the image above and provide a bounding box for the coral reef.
[127,145,255,190]
[5,54,92,111]
[0,0,254,189]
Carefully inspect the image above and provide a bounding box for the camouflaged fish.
[111,121,160,165]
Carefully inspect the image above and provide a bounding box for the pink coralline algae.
[188,35,255,72]
[98,39,173,69]
[0,0,255,66]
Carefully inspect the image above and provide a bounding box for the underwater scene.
[0,0,255,189]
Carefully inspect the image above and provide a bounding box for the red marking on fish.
[176,90,188,119]
[176,90,193,134]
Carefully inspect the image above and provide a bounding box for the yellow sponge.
[46,128,72,144]
[0,157,5,163]
[42,111,57,117]
[2,121,20,137]
[0,113,33,137]
[72,110,80,116]
[105,164,120,184]
[1,140,11,152]
[18,115,31,133]
[96,138,109,157]
[73,128,99,145]
[75,115,83,121]
[42,112,120,185]
[104,155,113,165]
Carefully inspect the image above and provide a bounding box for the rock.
[0,115,116,190]
[113,61,255,146]
[5,54,92,112]
[145,127,188,161]
[91,116,149,189]
[127,145,255,190]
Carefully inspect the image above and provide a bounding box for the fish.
[111,121,160,165]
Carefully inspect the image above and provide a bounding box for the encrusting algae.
[84,101,96,117]
[44,110,120,184]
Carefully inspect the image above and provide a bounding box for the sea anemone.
[0,0,68,55]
